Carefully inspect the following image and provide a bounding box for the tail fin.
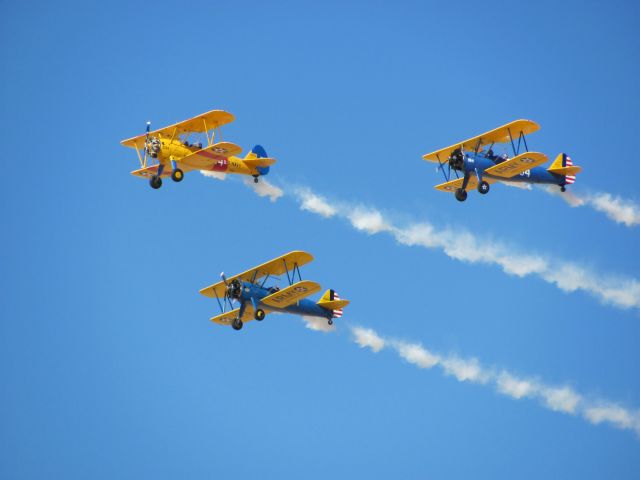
[317,289,350,318]
[547,153,581,184]
[245,145,270,176]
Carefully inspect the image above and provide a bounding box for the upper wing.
[434,175,496,193]
[483,152,547,178]
[121,109,236,148]
[261,281,321,308]
[200,251,314,298]
[179,142,243,169]
[243,157,277,169]
[422,119,540,163]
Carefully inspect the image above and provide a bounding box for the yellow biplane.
[121,109,276,189]
[423,120,581,202]
[200,251,349,331]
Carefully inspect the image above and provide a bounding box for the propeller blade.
[144,121,151,157]
[220,272,229,286]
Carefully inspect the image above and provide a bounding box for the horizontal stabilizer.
[261,280,321,308]
[243,157,277,168]
[316,299,350,310]
[547,165,582,176]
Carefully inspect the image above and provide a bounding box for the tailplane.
[317,289,349,318]
[245,145,270,176]
[547,153,581,184]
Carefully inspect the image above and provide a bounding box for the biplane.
[199,251,349,331]
[422,120,582,202]
[121,109,276,189]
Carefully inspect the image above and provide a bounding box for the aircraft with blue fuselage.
[423,120,582,202]
[199,251,349,331]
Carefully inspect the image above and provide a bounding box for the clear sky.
[2,0,640,478]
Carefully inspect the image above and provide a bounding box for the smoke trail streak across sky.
[200,172,640,311]
[291,187,640,311]
[540,186,640,227]
[349,325,640,437]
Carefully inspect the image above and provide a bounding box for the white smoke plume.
[294,188,640,311]
[301,315,336,333]
[241,177,284,202]
[541,186,640,227]
[350,325,640,436]
[200,170,227,181]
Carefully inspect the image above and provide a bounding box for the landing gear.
[477,181,490,195]
[232,317,243,331]
[149,175,162,189]
[253,175,259,184]
[171,169,184,182]
[328,318,334,326]
[560,186,566,192]
[455,188,468,202]
[254,309,265,321]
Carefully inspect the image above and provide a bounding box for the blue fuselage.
[238,281,332,319]
[464,152,565,186]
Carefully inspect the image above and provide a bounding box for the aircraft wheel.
[328,318,334,326]
[171,169,184,182]
[149,175,162,189]
[477,181,490,195]
[455,188,467,202]
[254,309,265,321]
[253,176,259,184]
[560,186,566,192]
[232,318,243,330]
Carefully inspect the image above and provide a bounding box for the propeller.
[220,272,241,301]
[143,121,151,156]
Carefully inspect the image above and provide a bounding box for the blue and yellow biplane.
[121,109,276,189]
[422,120,582,202]
[199,251,349,331]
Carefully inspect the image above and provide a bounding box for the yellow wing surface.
[210,305,256,325]
[178,142,243,169]
[130,163,196,179]
[434,176,497,193]
[243,157,277,168]
[199,251,314,299]
[484,152,548,178]
[423,119,540,163]
[121,109,236,149]
[261,281,321,308]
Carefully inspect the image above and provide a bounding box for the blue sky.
[2,0,640,478]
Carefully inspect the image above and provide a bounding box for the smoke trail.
[350,326,640,436]
[541,186,640,227]
[293,187,640,310]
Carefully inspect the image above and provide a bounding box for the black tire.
[253,176,259,184]
[255,309,265,321]
[477,180,490,195]
[328,318,334,326]
[560,186,566,192]
[149,175,162,189]
[455,188,467,202]
[171,169,184,182]
[232,318,243,331]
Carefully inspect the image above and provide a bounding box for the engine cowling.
[448,149,465,171]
